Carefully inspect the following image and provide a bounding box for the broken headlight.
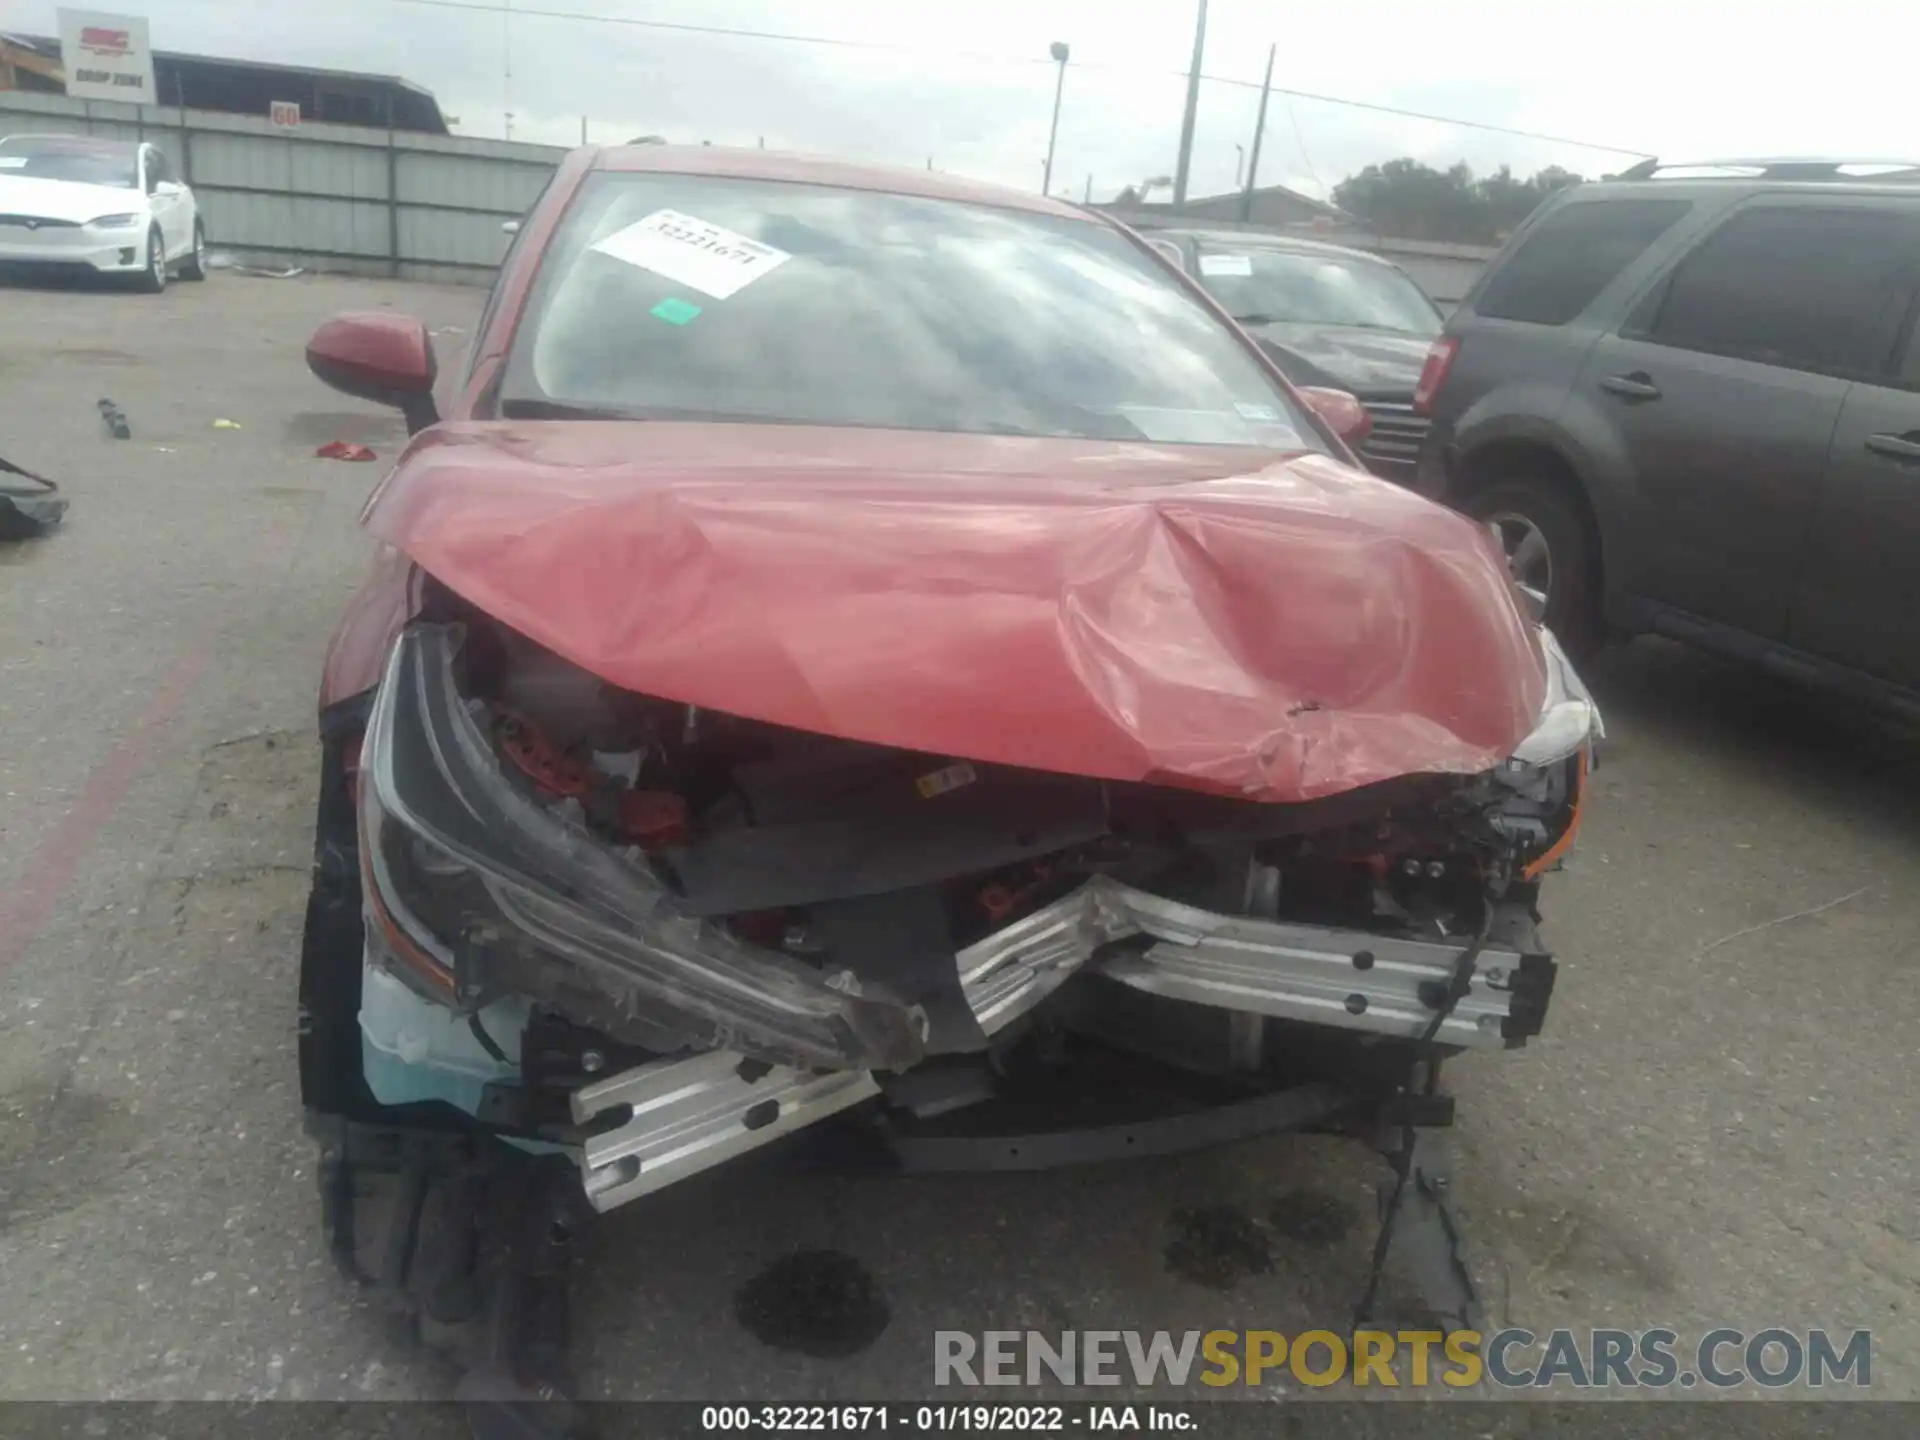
[1490,627,1601,876]
[1511,627,1603,768]
[357,623,930,1071]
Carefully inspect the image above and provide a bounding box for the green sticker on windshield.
[650,296,703,325]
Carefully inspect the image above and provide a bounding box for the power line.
[387,0,1651,159]
[1282,91,1326,196]
[1201,73,1650,157]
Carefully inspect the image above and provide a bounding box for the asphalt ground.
[0,270,1914,1411]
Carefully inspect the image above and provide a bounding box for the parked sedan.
[1144,227,1445,483]
[0,134,206,290]
[295,145,1596,1416]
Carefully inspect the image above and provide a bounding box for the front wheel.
[135,226,167,293]
[1465,477,1601,658]
[179,221,207,281]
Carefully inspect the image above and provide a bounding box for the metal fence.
[0,89,567,285]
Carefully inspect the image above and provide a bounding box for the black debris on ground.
[732,1249,893,1359]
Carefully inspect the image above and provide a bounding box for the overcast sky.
[4,0,1912,200]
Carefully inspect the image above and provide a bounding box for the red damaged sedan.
[297,145,1598,1412]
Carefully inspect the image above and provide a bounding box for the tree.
[1476,164,1583,237]
[1333,160,1585,243]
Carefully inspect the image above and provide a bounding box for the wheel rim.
[194,228,205,269]
[150,233,164,285]
[1484,510,1553,596]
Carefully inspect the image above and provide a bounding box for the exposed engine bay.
[348,598,1596,1217]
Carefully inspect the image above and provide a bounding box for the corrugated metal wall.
[0,89,564,285]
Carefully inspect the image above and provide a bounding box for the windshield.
[0,139,138,189]
[1194,245,1442,336]
[501,173,1321,451]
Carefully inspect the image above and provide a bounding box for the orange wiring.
[1522,748,1589,880]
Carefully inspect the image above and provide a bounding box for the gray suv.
[1413,158,1920,710]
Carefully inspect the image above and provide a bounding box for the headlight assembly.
[88,213,141,228]
[356,623,930,1072]
[1511,627,1603,768]
[1488,626,1601,878]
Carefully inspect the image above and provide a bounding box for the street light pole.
[1171,0,1207,204]
[1042,41,1070,196]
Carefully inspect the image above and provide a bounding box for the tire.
[179,221,207,281]
[1464,476,1602,659]
[135,226,167,293]
[299,731,392,1121]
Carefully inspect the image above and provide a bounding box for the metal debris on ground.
[0,453,66,539]
[97,398,131,440]
[199,249,304,278]
[315,441,377,462]
[212,419,243,430]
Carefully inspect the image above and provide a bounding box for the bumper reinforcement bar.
[957,877,1553,1050]
[572,883,1551,1213]
[571,1051,879,1212]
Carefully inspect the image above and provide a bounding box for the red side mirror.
[306,312,439,434]
[1295,386,1372,449]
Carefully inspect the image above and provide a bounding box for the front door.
[1580,331,1842,638]
[143,148,186,257]
[1591,200,1920,639]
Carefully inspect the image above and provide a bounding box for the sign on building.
[270,100,301,128]
[56,9,156,106]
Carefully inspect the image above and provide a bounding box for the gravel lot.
[0,270,1914,1408]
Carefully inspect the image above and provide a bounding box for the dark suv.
[1413,158,1920,708]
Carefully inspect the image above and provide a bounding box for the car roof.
[0,133,139,154]
[1568,176,1920,204]
[1606,156,1920,187]
[1145,225,1397,266]
[591,144,1094,221]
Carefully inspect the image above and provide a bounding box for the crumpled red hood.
[362,422,1545,802]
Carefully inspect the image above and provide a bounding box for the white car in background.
[0,134,206,292]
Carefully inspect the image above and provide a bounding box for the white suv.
[0,133,207,291]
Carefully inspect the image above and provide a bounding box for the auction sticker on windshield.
[1199,253,1252,277]
[591,208,792,300]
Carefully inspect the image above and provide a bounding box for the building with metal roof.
[1,32,447,133]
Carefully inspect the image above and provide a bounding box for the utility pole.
[1240,43,1275,221]
[1171,0,1207,204]
[1083,174,1092,203]
[1042,41,1070,196]
[580,116,588,146]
